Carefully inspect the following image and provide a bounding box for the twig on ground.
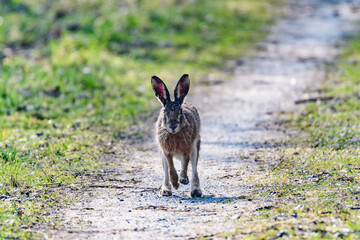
[39,183,63,187]
[87,184,135,189]
[294,96,334,104]
[87,184,157,192]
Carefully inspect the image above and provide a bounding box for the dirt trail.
[42,0,360,239]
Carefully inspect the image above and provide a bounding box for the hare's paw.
[171,180,179,190]
[159,186,172,197]
[190,188,202,198]
[179,176,189,185]
[170,170,179,189]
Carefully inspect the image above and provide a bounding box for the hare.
[151,74,202,198]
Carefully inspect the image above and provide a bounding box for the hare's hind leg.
[159,152,172,197]
[190,138,202,198]
[180,155,189,185]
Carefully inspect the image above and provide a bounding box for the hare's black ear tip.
[151,76,161,83]
[183,74,189,78]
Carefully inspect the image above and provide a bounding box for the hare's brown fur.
[156,102,200,155]
[151,74,202,198]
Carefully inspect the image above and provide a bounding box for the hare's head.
[151,74,190,134]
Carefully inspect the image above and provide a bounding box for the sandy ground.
[40,0,360,239]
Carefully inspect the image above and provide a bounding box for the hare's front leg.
[159,152,172,197]
[180,155,189,185]
[166,153,179,190]
[190,139,202,198]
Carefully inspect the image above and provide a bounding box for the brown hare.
[151,74,202,198]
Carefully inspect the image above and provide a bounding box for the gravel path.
[42,0,360,239]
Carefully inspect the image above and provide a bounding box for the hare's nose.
[169,122,177,130]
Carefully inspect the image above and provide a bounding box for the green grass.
[0,0,283,238]
[0,0,281,126]
[229,35,360,239]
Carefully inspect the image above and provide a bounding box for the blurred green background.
[0,0,279,128]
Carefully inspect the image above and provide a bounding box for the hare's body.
[156,102,200,154]
[151,75,202,198]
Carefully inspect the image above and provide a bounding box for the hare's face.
[163,102,183,134]
[151,74,190,134]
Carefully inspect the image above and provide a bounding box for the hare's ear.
[174,74,190,105]
[151,76,170,106]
